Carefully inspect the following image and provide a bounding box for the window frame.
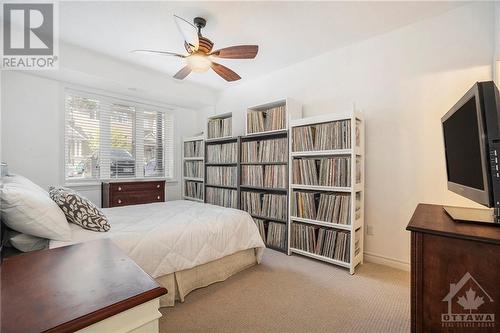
[63,86,176,185]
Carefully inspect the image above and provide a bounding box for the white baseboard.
[364,251,410,272]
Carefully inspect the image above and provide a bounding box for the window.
[143,110,164,177]
[65,90,174,182]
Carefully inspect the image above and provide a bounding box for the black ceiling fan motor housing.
[194,17,207,32]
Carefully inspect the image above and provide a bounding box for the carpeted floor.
[159,249,410,333]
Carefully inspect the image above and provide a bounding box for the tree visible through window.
[143,111,164,177]
[65,95,100,179]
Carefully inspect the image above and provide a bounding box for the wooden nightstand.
[1,239,167,333]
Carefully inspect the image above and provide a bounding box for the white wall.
[1,71,201,205]
[212,2,495,268]
[494,1,500,85]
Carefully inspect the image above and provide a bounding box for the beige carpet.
[160,249,410,333]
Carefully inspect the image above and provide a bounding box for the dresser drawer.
[102,181,166,208]
[109,181,164,193]
[111,191,165,207]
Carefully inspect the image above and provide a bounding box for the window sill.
[65,178,178,188]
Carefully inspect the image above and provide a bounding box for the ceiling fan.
[132,15,258,82]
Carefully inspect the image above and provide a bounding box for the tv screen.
[442,96,484,190]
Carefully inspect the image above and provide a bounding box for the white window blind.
[65,89,175,182]
[65,95,101,179]
[164,113,174,179]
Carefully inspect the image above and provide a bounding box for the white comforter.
[50,200,265,278]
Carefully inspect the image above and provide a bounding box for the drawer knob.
[156,184,160,189]
[117,199,122,204]
[157,196,160,200]
[118,186,122,191]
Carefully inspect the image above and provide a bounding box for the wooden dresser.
[102,180,165,208]
[407,204,500,333]
[1,239,167,333]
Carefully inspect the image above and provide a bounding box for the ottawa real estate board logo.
[2,2,58,69]
[441,272,495,329]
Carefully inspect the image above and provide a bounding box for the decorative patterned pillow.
[49,187,110,232]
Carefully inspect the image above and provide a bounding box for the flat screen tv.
[441,81,500,224]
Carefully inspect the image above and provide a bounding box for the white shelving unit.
[245,98,302,136]
[182,136,205,202]
[206,112,233,140]
[288,111,365,274]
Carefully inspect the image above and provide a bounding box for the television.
[441,81,500,224]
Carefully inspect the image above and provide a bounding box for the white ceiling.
[59,1,465,91]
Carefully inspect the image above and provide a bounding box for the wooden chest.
[101,180,166,208]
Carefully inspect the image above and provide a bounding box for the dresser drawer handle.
[156,184,160,189]
[157,196,160,200]
[118,186,122,191]
[117,199,122,204]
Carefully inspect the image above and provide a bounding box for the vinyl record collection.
[240,191,261,216]
[266,222,287,250]
[184,161,203,178]
[208,117,232,139]
[262,193,287,220]
[292,157,351,187]
[241,166,263,187]
[292,119,351,151]
[293,191,351,224]
[241,165,287,188]
[264,165,287,188]
[185,181,203,200]
[206,166,237,187]
[241,138,288,163]
[247,105,286,134]
[254,218,266,243]
[291,223,351,263]
[207,142,238,163]
[184,141,203,158]
[241,191,287,221]
[206,187,238,208]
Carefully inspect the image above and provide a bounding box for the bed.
[50,200,265,306]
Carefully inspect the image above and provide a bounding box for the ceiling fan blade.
[173,15,199,52]
[173,66,192,80]
[132,49,186,58]
[210,45,258,59]
[211,62,241,82]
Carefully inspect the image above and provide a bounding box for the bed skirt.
[155,248,258,307]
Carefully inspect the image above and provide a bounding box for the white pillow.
[3,174,46,193]
[8,231,48,252]
[1,181,71,241]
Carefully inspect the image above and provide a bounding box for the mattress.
[50,200,265,278]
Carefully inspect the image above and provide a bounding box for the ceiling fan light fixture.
[186,53,212,73]
[132,15,258,81]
